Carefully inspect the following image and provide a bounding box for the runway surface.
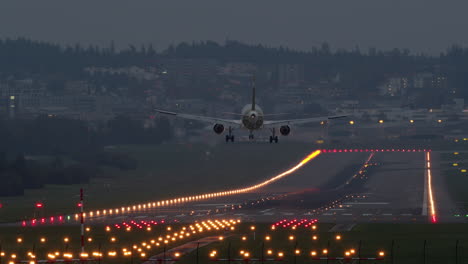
[77,150,465,225]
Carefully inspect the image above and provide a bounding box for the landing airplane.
[155,80,347,143]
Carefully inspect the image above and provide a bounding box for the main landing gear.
[225,126,234,142]
[269,128,279,143]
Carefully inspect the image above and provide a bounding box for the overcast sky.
[1,0,467,54]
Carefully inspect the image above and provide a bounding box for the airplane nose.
[250,114,256,119]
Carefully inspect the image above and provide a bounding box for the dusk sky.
[1,0,467,54]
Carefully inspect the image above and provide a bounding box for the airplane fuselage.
[241,104,264,130]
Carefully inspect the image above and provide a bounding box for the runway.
[11,149,465,227]
[76,150,466,226]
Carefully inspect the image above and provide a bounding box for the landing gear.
[269,128,279,143]
[225,126,234,142]
[248,133,254,140]
[269,135,278,143]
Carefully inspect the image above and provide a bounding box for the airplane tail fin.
[251,75,256,110]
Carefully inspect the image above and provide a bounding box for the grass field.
[176,223,468,264]
[0,142,317,223]
[0,219,239,264]
[440,147,468,211]
[2,222,468,264]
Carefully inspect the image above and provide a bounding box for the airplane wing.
[155,109,242,126]
[263,115,348,127]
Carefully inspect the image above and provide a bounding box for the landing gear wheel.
[274,136,278,143]
[249,134,254,140]
[269,136,273,143]
[225,135,234,142]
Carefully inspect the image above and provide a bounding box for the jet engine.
[213,124,225,134]
[280,125,291,136]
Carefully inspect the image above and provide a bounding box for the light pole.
[80,188,84,254]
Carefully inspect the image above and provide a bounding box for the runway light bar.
[322,149,430,153]
[426,152,438,223]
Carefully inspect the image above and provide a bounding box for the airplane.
[155,79,347,143]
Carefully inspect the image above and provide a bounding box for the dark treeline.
[2,38,468,98]
[0,115,172,196]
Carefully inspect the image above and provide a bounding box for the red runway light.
[35,203,43,208]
